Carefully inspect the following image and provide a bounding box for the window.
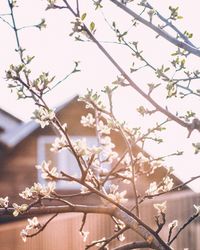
[37,135,98,190]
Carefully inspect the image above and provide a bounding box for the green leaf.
[164,67,170,72]
[90,21,95,31]
[81,13,87,21]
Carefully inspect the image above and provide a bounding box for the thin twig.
[27,213,58,238]
[98,226,129,250]
[0,15,13,28]
[168,212,199,245]
[144,1,196,48]
[7,0,25,63]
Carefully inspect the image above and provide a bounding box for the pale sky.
[0,0,200,192]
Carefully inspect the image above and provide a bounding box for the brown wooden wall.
[0,191,199,250]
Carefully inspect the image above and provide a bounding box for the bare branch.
[0,204,115,219]
[27,213,58,238]
[7,0,25,63]
[139,175,200,203]
[110,0,200,58]
[144,1,196,48]
[168,211,200,245]
[113,241,154,250]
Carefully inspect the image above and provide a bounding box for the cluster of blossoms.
[162,176,174,192]
[107,184,128,205]
[36,161,59,180]
[29,72,55,94]
[0,196,9,208]
[136,152,162,175]
[120,152,162,182]
[71,138,101,167]
[80,113,95,127]
[32,107,55,128]
[20,217,40,242]
[81,113,111,135]
[146,182,160,195]
[72,138,91,157]
[79,90,105,111]
[19,182,56,200]
[99,136,118,163]
[146,175,174,196]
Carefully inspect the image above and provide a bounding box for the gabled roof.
[0,95,78,149]
[0,108,23,149]
[0,108,22,134]
[0,108,22,124]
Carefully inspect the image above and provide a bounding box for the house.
[0,108,22,151]
[0,94,184,202]
[0,95,199,249]
[0,95,96,202]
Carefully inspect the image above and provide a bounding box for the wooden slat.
[0,191,199,250]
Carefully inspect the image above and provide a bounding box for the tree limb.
[109,0,200,58]
[144,1,196,48]
[113,241,154,250]
[0,204,115,219]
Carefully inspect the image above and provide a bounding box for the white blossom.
[0,196,9,208]
[163,176,174,191]
[97,120,111,134]
[20,229,28,242]
[12,203,28,217]
[19,187,33,200]
[108,191,128,204]
[51,135,67,152]
[80,231,89,242]
[100,136,114,148]
[80,113,95,127]
[26,217,40,230]
[146,182,159,195]
[194,204,200,215]
[81,185,89,194]
[20,217,40,242]
[73,138,90,156]
[31,182,56,197]
[168,220,178,229]
[108,184,128,204]
[96,237,107,248]
[32,107,55,128]
[118,233,126,242]
[36,161,59,180]
[153,201,167,214]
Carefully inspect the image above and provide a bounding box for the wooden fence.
[0,190,199,250]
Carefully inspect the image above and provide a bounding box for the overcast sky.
[0,0,200,192]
